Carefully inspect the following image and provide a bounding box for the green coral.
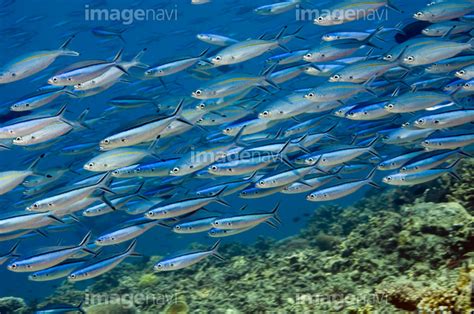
[138,273,159,288]
[0,297,29,314]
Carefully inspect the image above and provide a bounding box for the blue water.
[0,0,457,306]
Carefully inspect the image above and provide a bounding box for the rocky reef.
[16,160,474,313]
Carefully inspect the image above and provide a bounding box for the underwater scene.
[0,0,474,313]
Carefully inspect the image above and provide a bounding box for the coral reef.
[33,162,474,313]
[0,297,30,314]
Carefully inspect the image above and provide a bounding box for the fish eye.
[305,53,312,58]
[317,16,323,21]
[262,111,269,116]
[172,167,180,173]
[415,11,423,17]
[386,176,392,181]
[175,225,181,230]
[67,77,72,81]
[88,162,95,168]
[48,203,53,207]
[52,77,57,82]
[198,103,206,109]
[307,93,315,97]
[121,138,127,142]
[10,264,17,269]
[259,180,265,185]
[309,194,315,199]
[307,157,314,163]
[15,137,21,141]
[458,70,465,75]
[434,120,440,124]
[195,90,202,96]
[406,56,415,62]
[70,274,76,278]
[464,83,470,88]
[211,165,218,171]
[11,73,16,77]
[103,139,110,144]
[332,75,340,80]
[147,211,154,216]
[417,119,424,124]
[113,170,119,175]
[214,56,222,61]
[386,104,394,109]
[224,128,231,132]
[385,54,393,60]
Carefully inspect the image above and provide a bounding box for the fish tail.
[366,135,381,158]
[363,25,384,49]
[365,167,381,189]
[275,25,288,40]
[26,153,45,172]
[94,172,113,191]
[198,47,210,58]
[6,241,21,258]
[128,48,148,68]
[468,38,474,51]
[59,34,75,49]
[209,240,224,260]
[386,0,403,13]
[271,202,282,225]
[113,48,124,62]
[74,108,91,129]
[125,239,138,255]
[55,104,68,119]
[78,231,92,248]
[446,159,462,181]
